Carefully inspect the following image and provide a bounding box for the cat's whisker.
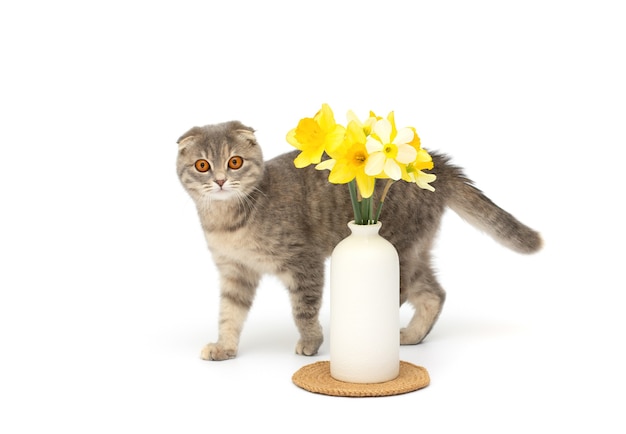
[234,189,257,216]
[249,185,267,199]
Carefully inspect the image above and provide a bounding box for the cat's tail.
[446,174,542,254]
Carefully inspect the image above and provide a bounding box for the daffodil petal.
[365,136,383,153]
[415,171,436,187]
[384,158,402,180]
[415,172,437,191]
[294,152,312,168]
[396,143,418,164]
[387,111,397,141]
[413,162,434,171]
[399,164,410,182]
[372,118,392,144]
[346,121,366,144]
[393,127,415,145]
[315,159,336,171]
[324,125,347,153]
[294,146,325,168]
[409,127,421,148]
[415,148,432,162]
[363,118,376,135]
[356,171,375,198]
[346,110,362,126]
[412,149,434,170]
[422,172,437,183]
[316,103,336,132]
[328,160,356,184]
[286,128,301,149]
[364,152,385,176]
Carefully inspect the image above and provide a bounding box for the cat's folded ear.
[177,135,196,152]
[235,128,258,146]
[177,127,202,152]
[230,121,257,146]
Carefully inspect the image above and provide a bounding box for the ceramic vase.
[329,221,400,383]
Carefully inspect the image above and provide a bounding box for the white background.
[1,1,624,432]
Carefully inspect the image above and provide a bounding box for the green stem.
[374,179,395,223]
[360,196,370,224]
[374,201,383,224]
[348,180,362,224]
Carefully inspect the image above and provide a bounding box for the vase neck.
[347,221,382,236]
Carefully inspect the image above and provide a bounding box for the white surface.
[1,1,624,433]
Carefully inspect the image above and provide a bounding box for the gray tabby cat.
[176,120,542,361]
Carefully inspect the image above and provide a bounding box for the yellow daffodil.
[346,110,379,136]
[402,149,437,191]
[287,104,436,225]
[364,116,417,180]
[286,104,346,168]
[316,120,375,198]
[399,127,437,191]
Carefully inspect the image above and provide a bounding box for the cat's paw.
[295,336,323,356]
[400,328,424,345]
[200,343,237,361]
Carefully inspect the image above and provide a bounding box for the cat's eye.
[228,156,244,170]
[195,159,210,172]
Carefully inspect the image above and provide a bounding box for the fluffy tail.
[447,180,542,254]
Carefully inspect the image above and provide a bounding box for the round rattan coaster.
[292,361,429,397]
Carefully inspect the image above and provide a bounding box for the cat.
[176,120,542,361]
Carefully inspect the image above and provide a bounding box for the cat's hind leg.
[201,263,260,361]
[400,266,446,345]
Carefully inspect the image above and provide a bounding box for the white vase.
[329,221,400,383]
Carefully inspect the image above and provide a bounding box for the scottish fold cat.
[176,121,541,360]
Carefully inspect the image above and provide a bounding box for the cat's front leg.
[281,269,325,356]
[201,263,260,361]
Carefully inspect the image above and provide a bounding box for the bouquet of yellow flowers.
[287,103,436,225]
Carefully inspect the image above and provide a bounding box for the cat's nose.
[215,179,226,187]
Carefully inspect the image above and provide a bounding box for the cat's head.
[176,121,264,205]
